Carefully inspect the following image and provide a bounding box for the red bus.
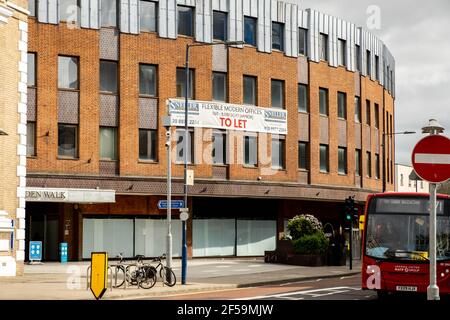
[361,192,450,298]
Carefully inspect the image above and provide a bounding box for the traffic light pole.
[349,219,352,271]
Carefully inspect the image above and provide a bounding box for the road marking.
[215,266,231,268]
[239,286,360,300]
[415,153,450,164]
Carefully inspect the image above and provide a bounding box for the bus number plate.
[396,286,417,292]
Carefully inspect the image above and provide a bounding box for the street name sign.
[90,252,108,300]
[158,200,185,209]
[412,135,450,183]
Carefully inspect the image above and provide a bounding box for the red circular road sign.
[411,135,450,183]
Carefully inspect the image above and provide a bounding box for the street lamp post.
[381,130,416,192]
[182,40,244,285]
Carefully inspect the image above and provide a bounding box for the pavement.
[0,258,361,300]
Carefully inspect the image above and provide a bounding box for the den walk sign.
[90,252,108,300]
[167,99,288,135]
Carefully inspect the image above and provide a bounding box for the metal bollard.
[86,266,91,290]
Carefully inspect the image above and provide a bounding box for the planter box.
[264,240,328,266]
[285,253,327,266]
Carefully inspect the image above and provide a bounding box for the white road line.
[415,153,450,164]
[238,286,360,300]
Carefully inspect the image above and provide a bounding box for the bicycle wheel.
[159,266,176,287]
[126,265,139,286]
[139,266,157,289]
[113,266,126,288]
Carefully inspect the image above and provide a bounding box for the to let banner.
[167,99,288,135]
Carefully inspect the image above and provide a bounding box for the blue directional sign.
[157,200,185,209]
[60,242,68,263]
[29,241,42,261]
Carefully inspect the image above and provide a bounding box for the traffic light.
[344,196,357,224]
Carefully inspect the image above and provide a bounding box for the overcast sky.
[289,0,450,165]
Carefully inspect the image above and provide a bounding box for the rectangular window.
[355,149,361,176]
[366,100,371,125]
[338,39,346,66]
[354,96,361,122]
[244,135,257,167]
[212,72,227,102]
[271,136,285,169]
[99,127,118,160]
[140,0,157,32]
[244,16,257,46]
[243,75,257,105]
[319,88,329,116]
[271,80,284,109]
[298,28,307,56]
[366,50,371,76]
[177,5,194,37]
[375,153,380,179]
[59,0,79,23]
[27,122,36,156]
[319,33,328,61]
[101,0,117,27]
[29,0,36,17]
[27,53,36,87]
[298,84,308,112]
[58,56,79,90]
[375,55,380,80]
[337,92,347,119]
[176,68,194,99]
[176,129,194,164]
[366,151,372,177]
[374,103,379,129]
[100,60,118,93]
[58,124,78,158]
[213,11,227,41]
[212,130,226,165]
[139,64,157,96]
[338,147,347,174]
[319,144,329,173]
[355,45,361,72]
[272,22,284,51]
[298,142,309,170]
[139,129,157,161]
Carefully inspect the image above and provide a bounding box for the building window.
[101,0,117,27]
[271,80,284,109]
[319,88,329,116]
[298,84,308,112]
[354,96,361,122]
[60,0,79,23]
[421,181,423,189]
[176,129,194,164]
[298,142,309,170]
[139,129,157,161]
[213,11,227,41]
[366,50,371,76]
[176,68,194,99]
[244,16,257,46]
[243,75,257,105]
[375,154,380,179]
[212,72,227,102]
[366,100,371,125]
[374,103,379,129]
[177,5,194,37]
[27,53,36,87]
[400,174,404,186]
[58,124,78,158]
[212,130,226,165]
[319,33,328,61]
[99,127,118,160]
[375,55,380,81]
[298,28,307,55]
[100,60,118,93]
[58,56,79,90]
[139,64,157,96]
[366,151,372,177]
[337,92,347,119]
[140,0,157,32]
[408,179,412,188]
[27,122,36,156]
[338,147,347,174]
[271,136,285,169]
[355,45,361,72]
[319,144,329,173]
[244,135,257,167]
[338,39,346,66]
[29,0,36,17]
[355,149,361,176]
[272,22,284,51]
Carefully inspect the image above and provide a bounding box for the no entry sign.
[411,135,450,183]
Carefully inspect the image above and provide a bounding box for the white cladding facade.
[395,164,429,193]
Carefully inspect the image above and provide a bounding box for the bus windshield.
[365,197,450,261]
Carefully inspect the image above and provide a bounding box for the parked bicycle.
[113,253,157,289]
[151,254,176,287]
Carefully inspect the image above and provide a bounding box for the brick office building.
[25,0,396,261]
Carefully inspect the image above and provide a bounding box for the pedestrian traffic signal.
[344,196,355,223]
